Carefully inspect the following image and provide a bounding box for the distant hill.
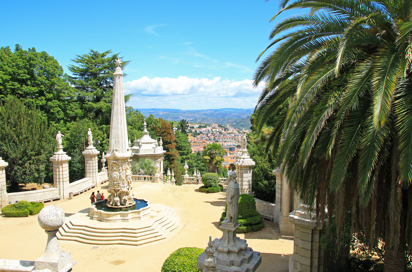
[138,108,254,130]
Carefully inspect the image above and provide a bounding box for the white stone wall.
[69,177,93,195]
[255,198,276,221]
[7,188,60,203]
[98,171,108,184]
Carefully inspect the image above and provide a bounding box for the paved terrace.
[0,183,293,272]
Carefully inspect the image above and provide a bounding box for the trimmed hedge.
[199,184,223,193]
[202,173,219,187]
[220,194,264,233]
[1,201,44,217]
[161,247,204,272]
[238,194,257,219]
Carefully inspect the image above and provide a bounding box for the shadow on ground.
[258,252,291,272]
[204,198,226,207]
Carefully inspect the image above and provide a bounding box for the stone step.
[59,225,159,239]
[57,205,180,246]
[57,233,166,246]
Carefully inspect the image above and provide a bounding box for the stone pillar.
[234,139,255,194]
[273,167,295,236]
[0,157,9,208]
[289,204,325,272]
[50,133,71,199]
[82,128,100,186]
[184,161,189,183]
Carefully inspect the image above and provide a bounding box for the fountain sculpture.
[105,58,135,208]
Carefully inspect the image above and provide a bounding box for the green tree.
[68,49,129,126]
[203,143,225,173]
[60,119,109,182]
[156,119,182,184]
[132,158,156,175]
[186,152,208,176]
[0,45,79,123]
[178,119,189,133]
[175,131,191,160]
[254,0,412,270]
[0,96,54,190]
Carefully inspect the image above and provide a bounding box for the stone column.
[50,132,71,199]
[289,204,325,272]
[184,161,189,183]
[273,167,295,236]
[82,128,100,186]
[0,157,9,208]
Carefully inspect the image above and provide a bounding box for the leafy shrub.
[161,247,204,272]
[238,214,262,225]
[199,186,209,193]
[251,221,264,232]
[28,202,44,215]
[202,173,219,188]
[1,201,44,217]
[238,194,257,219]
[199,185,222,193]
[237,225,252,233]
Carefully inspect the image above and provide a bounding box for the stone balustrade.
[98,171,108,184]
[7,188,60,204]
[69,177,94,196]
[131,175,155,182]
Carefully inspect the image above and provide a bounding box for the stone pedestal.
[273,167,295,236]
[35,206,75,272]
[197,222,261,272]
[0,157,8,208]
[50,151,71,199]
[82,145,100,186]
[289,205,325,272]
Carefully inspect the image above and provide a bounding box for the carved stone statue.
[222,170,239,224]
[56,131,64,152]
[241,132,247,150]
[87,128,93,146]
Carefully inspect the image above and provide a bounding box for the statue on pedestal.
[222,171,239,225]
[56,131,64,152]
[87,128,93,147]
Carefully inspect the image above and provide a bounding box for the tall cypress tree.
[0,96,54,190]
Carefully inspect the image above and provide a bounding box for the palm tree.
[202,143,226,173]
[132,159,156,176]
[254,0,412,271]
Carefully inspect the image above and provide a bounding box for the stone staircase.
[57,204,180,246]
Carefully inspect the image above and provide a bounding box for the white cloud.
[124,76,264,97]
[124,76,265,110]
[144,24,168,36]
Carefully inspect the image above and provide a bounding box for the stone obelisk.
[105,58,134,208]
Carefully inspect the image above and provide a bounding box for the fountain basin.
[89,198,152,222]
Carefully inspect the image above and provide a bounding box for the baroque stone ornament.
[104,57,134,208]
[197,170,261,272]
[55,131,64,153]
[87,128,93,147]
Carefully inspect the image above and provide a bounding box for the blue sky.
[1,0,295,110]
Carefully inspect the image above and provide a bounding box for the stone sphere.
[38,205,65,231]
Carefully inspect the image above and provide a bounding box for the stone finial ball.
[38,205,65,231]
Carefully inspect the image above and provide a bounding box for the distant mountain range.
[138,108,254,130]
